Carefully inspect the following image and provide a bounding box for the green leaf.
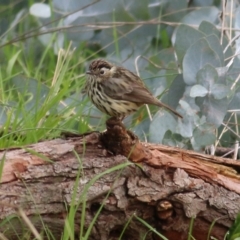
[7,50,21,76]
[161,0,188,22]
[149,111,177,143]
[0,106,7,125]
[162,74,185,109]
[11,76,50,111]
[181,6,219,25]
[227,213,240,240]
[229,90,240,111]
[126,0,149,20]
[196,64,218,89]
[198,20,220,37]
[211,84,230,100]
[174,24,205,63]
[197,96,228,127]
[133,118,151,141]
[183,40,221,85]
[205,34,224,66]
[195,65,229,99]
[176,100,200,138]
[190,85,208,97]
[191,123,216,150]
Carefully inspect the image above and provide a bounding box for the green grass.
[0,41,94,148]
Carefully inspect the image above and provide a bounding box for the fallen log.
[0,118,240,240]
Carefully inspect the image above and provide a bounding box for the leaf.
[162,0,188,22]
[200,27,231,65]
[162,74,185,109]
[181,6,219,25]
[29,3,51,18]
[0,106,8,125]
[229,90,240,111]
[190,85,208,98]
[11,76,50,112]
[183,39,221,85]
[133,118,151,141]
[227,213,240,240]
[198,20,220,37]
[174,24,205,63]
[149,111,177,143]
[176,100,200,138]
[191,123,216,150]
[205,34,224,66]
[215,67,229,84]
[197,95,228,127]
[196,64,218,89]
[144,69,167,97]
[195,65,229,99]
[211,84,230,100]
[7,50,21,76]
[149,49,176,70]
[126,0,149,20]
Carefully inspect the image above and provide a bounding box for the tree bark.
[1,118,240,240]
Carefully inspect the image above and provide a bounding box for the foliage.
[226,213,240,240]
[0,0,239,151]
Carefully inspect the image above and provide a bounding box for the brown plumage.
[85,59,182,119]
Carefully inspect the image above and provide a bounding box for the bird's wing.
[102,77,183,118]
[102,77,159,105]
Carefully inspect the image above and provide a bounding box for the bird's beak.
[86,71,91,75]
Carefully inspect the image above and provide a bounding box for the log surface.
[1,121,240,240]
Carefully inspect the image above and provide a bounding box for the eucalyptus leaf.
[229,91,240,113]
[176,100,200,137]
[162,131,186,148]
[53,0,93,12]
[191,124,216,150]
[191,0,214,7]
[162,74,185,109]
[211,84,230,100]
[161,0,188,22]
[198,20,220,37]
[144,69,167,97]
[29,3,51,18]
[133,118,151,141]
[149,111,177,143]
[205,34,224,66]
[196,64,218,88]
[177,117,194,138]
[183,40,221,85]
[126,0,149,20]
[196,96,228,127]
[181,6,219,25]
[64,16,94,41]
[215,67,229,84]
[174,24,205,63]
[149,49,177,70]
[11,76,50,112]
[181,88,201,112]
[190,85,208,98]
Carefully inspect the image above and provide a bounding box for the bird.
[85,59,182,119]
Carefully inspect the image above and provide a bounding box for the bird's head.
[86,59,116,82]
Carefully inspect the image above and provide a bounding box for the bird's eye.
[100,70,104,75]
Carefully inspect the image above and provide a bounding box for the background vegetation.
[0,0,239,154]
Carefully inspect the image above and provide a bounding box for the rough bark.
[0,118,240,240]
